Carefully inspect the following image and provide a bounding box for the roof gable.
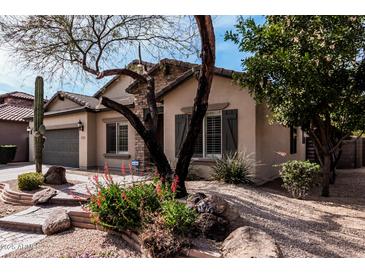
[156,66,240,100]
[45,91,100,112]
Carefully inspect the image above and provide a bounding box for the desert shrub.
[161,199,197,235]
[212,152,256,184]
[88,181,161,231]
[140,214,188,258]
[0,145,17,164]
[18,172,43,191]
[277,160,320,199]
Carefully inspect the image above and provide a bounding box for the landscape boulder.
[222,226,282,258]
[42,208,71,235]
[32,188,57,204]
[44,166,67,185]
[190,193,245,230]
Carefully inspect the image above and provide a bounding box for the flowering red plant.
[103,162,113,184]
[155,182,162,197]
[121,163,126,176]
[121,191,127,201]
[96,197,101,207]
[171,175,179,193]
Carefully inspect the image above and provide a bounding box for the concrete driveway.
[0,162,145,184]
[0,163,91,183]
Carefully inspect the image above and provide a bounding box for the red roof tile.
[0,91,34,101]
[0,103,33,122]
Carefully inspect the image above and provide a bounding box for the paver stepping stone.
[0,228,46,257]
[0,206,82,233]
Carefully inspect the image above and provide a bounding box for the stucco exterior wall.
[255,104,306,183]
[98,75,134,100]
[46,97,80,111]
[0,121,28,162]
[94,109,136,170]
[163,75,257,179]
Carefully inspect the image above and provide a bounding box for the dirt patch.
[4,227,141,258]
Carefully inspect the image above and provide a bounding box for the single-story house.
[27,59,306,182]
[0,91,34,162]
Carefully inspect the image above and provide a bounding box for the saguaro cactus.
[34,76,45,173]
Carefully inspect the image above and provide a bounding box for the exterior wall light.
[26,126,33,134]
[77,120,84,131]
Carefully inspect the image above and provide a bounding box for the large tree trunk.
[101,97,173,178]
[321,153,331,197]
[174,16,216,197]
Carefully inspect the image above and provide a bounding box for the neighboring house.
[27,59,306,183]
[0,92,34,162]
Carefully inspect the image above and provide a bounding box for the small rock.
[196,194,227,215]
[222,226,282,258]
[44,166,67,185]
[194,213,229,241]
[186,192,207,209]
[42,208,71,235]
[32,188,57,204]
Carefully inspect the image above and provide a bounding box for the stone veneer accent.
[132,62,193,171]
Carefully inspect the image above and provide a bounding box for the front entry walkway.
[0,163,147,257]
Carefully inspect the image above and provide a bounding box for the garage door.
[43,128,79,168]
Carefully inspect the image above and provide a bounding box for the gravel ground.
[5,228,140,258]
[186,169,365,258]
[0,200,28,218]
[3,168,364,258]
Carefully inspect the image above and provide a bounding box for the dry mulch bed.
[3,169,365,258]
[5,228,141,258]
[0,200,28,218]
[186,169,365,258]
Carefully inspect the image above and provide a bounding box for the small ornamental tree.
[0,15,216,197]
[226,16,365,196]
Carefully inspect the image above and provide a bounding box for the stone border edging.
[67,209,221,258]
[0,182,88,206]
[0,182,33,205]
[0,183,221,258]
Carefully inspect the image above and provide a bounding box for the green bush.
[212,152,256,184]
[18,172,43,191]
[277,160,320,199]
[0,145,17,164]
[161,200,197,235]
[88,181,161,231]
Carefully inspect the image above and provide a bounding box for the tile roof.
[93,60,155,98]
[0,103,33,122]
[0,91,34,101]
[45,91,100,111]
[125,58,241,95]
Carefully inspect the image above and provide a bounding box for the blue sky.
[0,16,265,99]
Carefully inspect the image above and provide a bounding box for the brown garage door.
[43,128,79,168]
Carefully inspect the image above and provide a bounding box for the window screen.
[106,123,116,153]
[118,124,128,152]
[206,115,222,155]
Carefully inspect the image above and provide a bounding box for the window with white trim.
[106,122,128,154]
[193,111,222,158]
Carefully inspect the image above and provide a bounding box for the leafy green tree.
[226,16,365,196]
